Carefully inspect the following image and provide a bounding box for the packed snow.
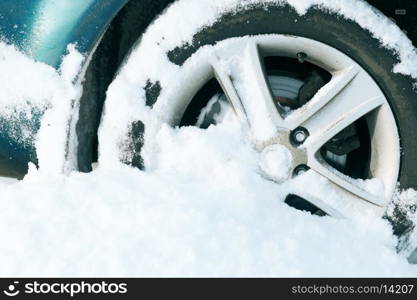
[1,119,417,276]
[0,0,417,276]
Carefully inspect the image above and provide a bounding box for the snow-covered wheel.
[97,1,417,218]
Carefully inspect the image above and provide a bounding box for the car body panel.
[0,0,129,177]
[0,0,129,68]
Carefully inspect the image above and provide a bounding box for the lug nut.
[294,165,310,176]
[291,127,309,145]
[294,131,307,143]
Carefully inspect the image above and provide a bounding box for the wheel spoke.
[307,157,388,206]
[211,40,284,141]
[285,170,347,218]
[291,68,389,206]
[286,191,345,219]
[301,70,385,153]
[286,65,360,130]
[307,95,384,154]
[210,56,248,124]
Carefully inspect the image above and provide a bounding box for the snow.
[0,42,83,170]
[195,94,230,128]
[1,124,416,277]
[233,42,280,141]
[0,0,417,276]
[36,45,84,174]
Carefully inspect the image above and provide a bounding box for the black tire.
[78,1,417,231]
[76,0,175,172]
[155,2,417,193]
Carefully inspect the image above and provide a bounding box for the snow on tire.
[99,0,417,222]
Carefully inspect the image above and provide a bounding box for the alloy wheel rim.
[153,34,400,216]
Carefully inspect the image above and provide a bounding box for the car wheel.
[94,1,417,218]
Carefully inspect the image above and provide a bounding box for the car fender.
[0,0,130,177]
[0,0,130,67]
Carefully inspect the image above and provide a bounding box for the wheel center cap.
[259,144,293,183]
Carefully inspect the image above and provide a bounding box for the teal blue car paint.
[0,0,129,67]
[0,0,129,177]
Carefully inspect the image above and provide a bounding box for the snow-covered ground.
[1,0,417,277]
[0,43,416,275]
[0,107,417,277]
